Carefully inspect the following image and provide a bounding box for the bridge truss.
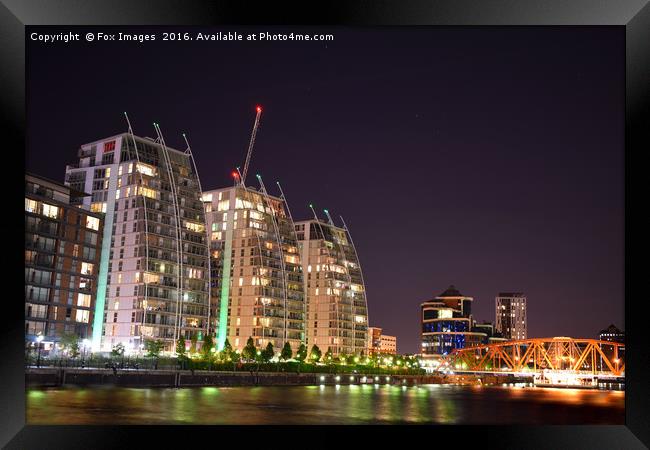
[444,337,625,376]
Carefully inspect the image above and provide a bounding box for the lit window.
[75,309,89,323]
[81,262,94,275]
[138,186,156,199]
[77,293,91,308]
[86,216,100,230]
[42,203,59,218]
[136,163,155,177]
[184,221,205,232]
[25,198,38,213]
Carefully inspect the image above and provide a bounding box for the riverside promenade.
[25,367,517,388]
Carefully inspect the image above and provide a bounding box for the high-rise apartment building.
[202,182,305,352]
[25,174,104,351]
[495,292,527,340]
[420,285,486,358]
[295,217,369,356]
[64,131,210,352]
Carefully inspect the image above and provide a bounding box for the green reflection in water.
[26,385,625,425]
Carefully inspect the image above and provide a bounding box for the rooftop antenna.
[308,203,319,222]
[241,105,263,185]
[235,167,244,186]
[124,111,134,133]
[323,209,335,226]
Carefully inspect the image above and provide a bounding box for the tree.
[295,343,307,363]
[190,333,198,354]
[60,332,80,358]
[261,342,274,363]
[176,336,188,370]
[176,336,186,356]
[144,340,164,358]
[324,347,333,363]
[111,343,125,358]
[223,338,233,354]
[242,337,257,362]
[309,344,322,363]
[280,342,292,361]
[69,341,80,359]
[201,334,214,358]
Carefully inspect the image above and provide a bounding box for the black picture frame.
[1,0,648,448]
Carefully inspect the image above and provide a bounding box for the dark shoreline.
[26,367,523,388]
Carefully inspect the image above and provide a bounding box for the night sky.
[27,26,624,354]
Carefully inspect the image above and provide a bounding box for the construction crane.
[240,105,262,185]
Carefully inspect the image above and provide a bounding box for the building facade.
[295,217,369,356]
[420,285,486,358]
[473,320,507,344]
[367,326,397,355]
[495,292,527,340]
[598,324,624,343]
[25,174,104,351]
[367,326,382,355]
[64,132,210,353]
[379,334,397,355]
[203,183,305,353]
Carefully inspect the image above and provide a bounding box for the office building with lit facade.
[202,182,305,353]
[599,323,624,344]
[367,326,397,355]
[598,324,625,371]
[495,292,527,340]
[64,132,210,353]
[295,217,369,356]
[25,174,104,351]
[420,285,487,358]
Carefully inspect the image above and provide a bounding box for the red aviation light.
[256,105,262,113]
[232,171,239,179]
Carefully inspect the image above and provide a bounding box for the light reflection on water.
[26,384,624,425]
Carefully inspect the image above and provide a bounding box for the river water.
[26,384,624,425]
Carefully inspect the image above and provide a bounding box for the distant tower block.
[495,293,527,340]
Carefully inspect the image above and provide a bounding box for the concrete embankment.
[25,368,518,388]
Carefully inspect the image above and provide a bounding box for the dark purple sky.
[27,26,624,354]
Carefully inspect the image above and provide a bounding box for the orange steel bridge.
[442,337,625,377]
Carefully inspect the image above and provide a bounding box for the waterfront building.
[25,173,104,352]
[495,292,527,340]
[420,285,486,358]
[64,131,210,353]
[473,320,507,344]
[202,182,305,353]
[598,324,625,372]
[599,324,624,344]
[295,216,369,356]
[367,326,382,355]
[367,326,397,355]
[379,334,397,355]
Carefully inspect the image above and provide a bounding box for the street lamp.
[36,334,44,368]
